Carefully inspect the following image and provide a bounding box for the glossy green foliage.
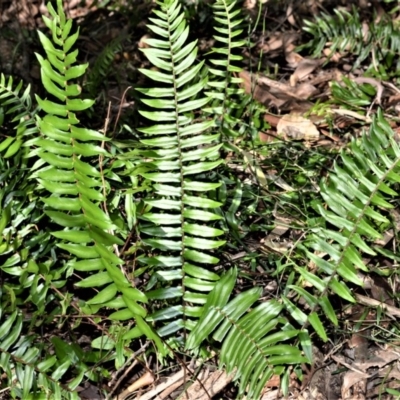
[331,76,376,108]
[0,69,78,398]
[0,290,108,399]
[289,109,400,341]
[134,0,226,337]
[134,1,308,397]
[2,0,399,398]
[299,7,400,75]
[0,74,38,158]
[205,0,247,138]
[32,0,164,354]
[186,268,308,399]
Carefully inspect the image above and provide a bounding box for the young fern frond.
[206,0,246,138]
[289,109,400,340]
[135,0,225,337]
[32,0,164,354]
[85,35,124,99]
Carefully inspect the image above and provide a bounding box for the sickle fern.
[186,268,309,399]
[2,0,398,398]
[290,109,400,339]
[299,6,400,74]
[135,0,308,398]
[0,74,38,158]
[133,0,226,338]
[32,0,164,354]
[0,74,83,399]
[206,0,246,137]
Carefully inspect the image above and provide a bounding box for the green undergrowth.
[299,4,400,80]
[0,0,399,399]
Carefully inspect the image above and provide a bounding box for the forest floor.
[2,0,400,399]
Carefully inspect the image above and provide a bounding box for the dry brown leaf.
[260,32,299,56]
[2,0,39,28]
[355,294,400,318]
[277,113,320,142]
[290,59,323,86]
[183,369,234,400]
[341,371,367,400]
[286,3,296,27]
[239,70,315,111]
[292,82,318,99]
[356,348,400,371]
[338,348,400,400]
[286,51,303,69]
[239,70,289,108]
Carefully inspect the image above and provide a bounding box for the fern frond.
[0,74,38,158]
[135,0,226,338]
[289,108,400,340]
[300,7,400,73]
[0,297,84,399]
[186,268,308,399]
[205,0,247,138]
[33,0,164,354]
[331,76,376,109]
[85,35,124,98]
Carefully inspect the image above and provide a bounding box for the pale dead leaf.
[244,0,257,10]
[138,34,152,49]
[341,371,367,400]
[158,369,208,399]
[292,82,318,99]
[260,32,299,56]
[262,34,285,53]
[129,362,200,400]
[117,371,154,399]
[261,389,281,400]
[333,108,372,123]
[353,77,384,104]
[323,48,342,63]
[184,369,234,400]
[277,113,320,142]
[286,51,303,69]
[362,22,369,41]
[290,59,323,86]
[286,3,296,27]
